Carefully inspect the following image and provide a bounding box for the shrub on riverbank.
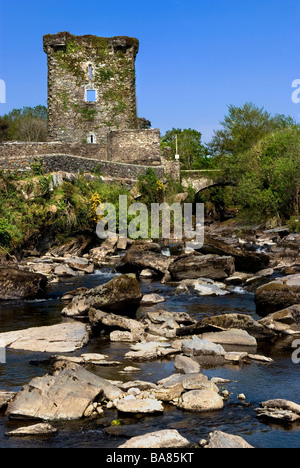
[0,171,129,251]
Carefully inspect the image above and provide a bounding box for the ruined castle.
[0,32,178,180]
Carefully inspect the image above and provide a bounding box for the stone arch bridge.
[181,170,225,194]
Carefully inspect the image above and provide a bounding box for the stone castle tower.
[43,32,140,144]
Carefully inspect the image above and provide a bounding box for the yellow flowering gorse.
[90,193,104,223]
[156,180,164,192]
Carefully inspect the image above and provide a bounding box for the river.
[0,268,299,448]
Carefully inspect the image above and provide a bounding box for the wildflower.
[90,193,103,223]
[156,180,164,192]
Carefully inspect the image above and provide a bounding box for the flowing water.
[0,269,300,448]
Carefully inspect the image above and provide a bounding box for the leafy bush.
[288,216,300,233]
[31,159,44,176]
[0,219,12,247]
[222,129,300,221]
[0,171,131,251]
[138,168,164,206]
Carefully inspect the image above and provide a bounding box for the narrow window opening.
[86,89,96,102]
[89,65,92,80]
[88,134,96,144]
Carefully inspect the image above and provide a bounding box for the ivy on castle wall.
[72,104,98,122]
[47,34,138,140]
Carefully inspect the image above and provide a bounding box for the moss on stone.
[94,67,115,84]
[55,49,85,81]
[72,104,97,122]
[57,89,69,111]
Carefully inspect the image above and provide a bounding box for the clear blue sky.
[0,0,299,143]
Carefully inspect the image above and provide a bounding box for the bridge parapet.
[181,170,223,194]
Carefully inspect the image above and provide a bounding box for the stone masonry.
[43,32,140,143]
[0,32,172,180]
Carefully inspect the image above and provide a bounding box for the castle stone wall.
[0,32,171,181]
[108,129,161,165]
[0,127,162,169]
[43,32,139,143]
[0,152,165,180]
[0,141,108,161]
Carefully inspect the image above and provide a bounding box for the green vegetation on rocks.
[0,170,129,253]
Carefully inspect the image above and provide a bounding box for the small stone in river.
[121,366,140,373]
[5,423,57,437]
[128,388,141,396]
[238,393,246,400]
[96,407,104,416]
[199,439,208,447]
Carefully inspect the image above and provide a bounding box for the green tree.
[137,168,164,206]
[161,128,213,169]
[232,128,300,220]
[208,102,298,158]
[0,117,9,141]
[1,105,47,142]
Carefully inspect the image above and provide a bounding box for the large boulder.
[0,267,47,300]
[202,329,257,348]
[89,308,145,335]
[46,235,92,258]
[0,391,16,411]
[115,398,164,414]
[125,341,179,361]
[62,274,142,317]
[256,399,300,423]
[199,234,270,273]
[65,257,94,273]
[182,336,226,357]
[169,253,235,281]
[119,430,190,449]
[174,355,201,374]
[88,236,119,265]
[140,294,165,306]
[116,243,172,277]
[258,305,300,334]
[5,423,58,437]
[156,373,218,397]
[7,361,123,421]
[53,264,78,278]
[177,389,224,412]
[205,431,254,448]
[255,274,300,316]
[175,278,229,296]
[0,322,90,353]
[146,310,195,326]
[269,233,300,268]
[177,313,275,340]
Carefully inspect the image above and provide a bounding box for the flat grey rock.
[0,322,90,353]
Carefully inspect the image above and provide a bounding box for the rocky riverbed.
[0,224,300,448]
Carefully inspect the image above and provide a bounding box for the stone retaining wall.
[0,152,165,180]
[0,130,173,180]
[0,128,162,169]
